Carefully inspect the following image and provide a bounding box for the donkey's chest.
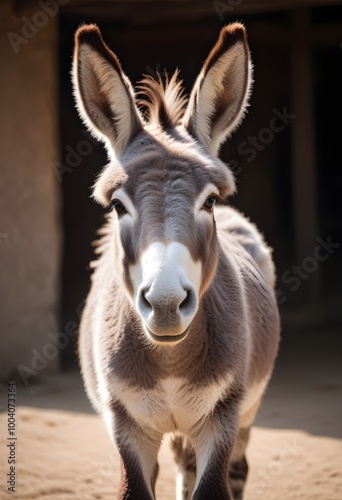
[110,376,231,434]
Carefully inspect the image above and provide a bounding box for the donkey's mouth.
[145,326,190,344]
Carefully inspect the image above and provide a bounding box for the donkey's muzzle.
[133,241,201,343]
[137,284,197,341]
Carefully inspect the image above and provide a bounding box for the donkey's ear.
[72,24,143,157]
[183,23,252,156]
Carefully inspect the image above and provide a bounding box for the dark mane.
[136,70,188,128]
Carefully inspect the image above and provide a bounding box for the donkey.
[73,22,280,500]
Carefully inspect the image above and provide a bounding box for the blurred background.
[0,0,341,378]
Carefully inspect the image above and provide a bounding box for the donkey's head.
[73,23,252,345]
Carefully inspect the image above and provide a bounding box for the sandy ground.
[0,328,341,500]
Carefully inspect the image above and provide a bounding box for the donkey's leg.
[191,395,242,500]
[228,397,262,500]
[228,427,250,500]
[171,435,196,500]
[109,402,162,500]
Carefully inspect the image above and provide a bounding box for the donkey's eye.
[203,195,217,211]
[110,199,126,216]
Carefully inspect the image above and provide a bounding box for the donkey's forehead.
[120,131,235,198]
[123,154,213,194]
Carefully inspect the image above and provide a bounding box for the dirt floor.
[0,328,341,500]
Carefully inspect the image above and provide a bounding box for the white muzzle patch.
[130,242,202,344]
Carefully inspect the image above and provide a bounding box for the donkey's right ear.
[72,24,143,157]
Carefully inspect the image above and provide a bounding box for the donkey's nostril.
[139,288,153,313]
[179,288,196,314]
[138,284,197,321]
[179,290,190,311]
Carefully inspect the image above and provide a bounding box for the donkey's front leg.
[110,402,162,500]
[191,396,240,500]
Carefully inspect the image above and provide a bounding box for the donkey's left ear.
[183,23,252,156]
[72,24,143,157]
